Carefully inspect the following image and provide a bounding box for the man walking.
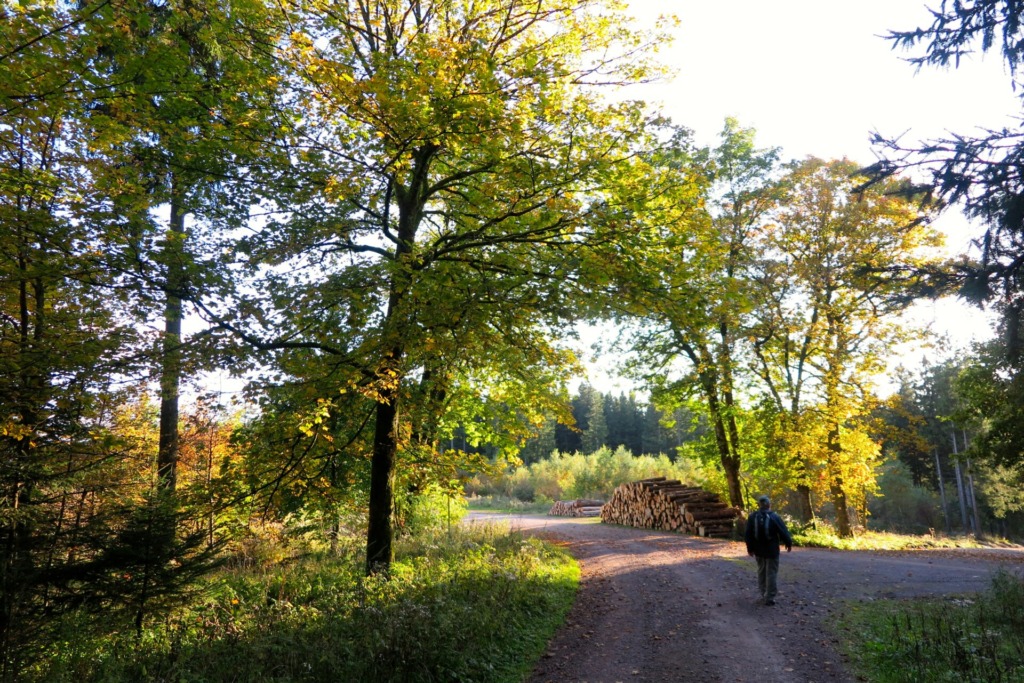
[744,495,793,606]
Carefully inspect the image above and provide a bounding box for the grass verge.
[467,494,554,514]
[792,524,1014,551]
[28,525,579,683]
[835,571,1024,682]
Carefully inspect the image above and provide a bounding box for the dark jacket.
[744,509,793,559]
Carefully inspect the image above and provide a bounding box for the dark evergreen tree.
[871,1,1024,361]
[875,370,938,486]
[603,393,625,451]
[74,494,223,635]
[555,415,583,454]
[642,403,669,455]
[622,394,645,455]
[582,389,608,454]
[521,386,705,458]
[519,416,557,465]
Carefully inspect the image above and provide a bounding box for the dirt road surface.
[466,512,1024,683]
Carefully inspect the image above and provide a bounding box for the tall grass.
[27,525,578,683]
[838,571,1024,682]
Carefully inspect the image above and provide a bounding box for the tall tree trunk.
[951,433,969,534]
[831,480,852,537]
[795,484,814,524]
[703,378,742,508]
[718,324,744,508]
[827,423,853,537]
[962,432,982,538]
[934,450,951,533]
[363,147,435,575]
[721,389,744,508]
[966,459,982,538]
[157,187,185,493]
[782,411,814,524]
[687,337,743,508]
[366,353,401,574]
[953,460,968,533]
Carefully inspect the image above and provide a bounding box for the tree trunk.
[795,484,814,524]
[366,381,399,574]
[363,145,436,575]
[951,433,970,534]
[953,460,969,534]
[157,188,185,493]
[934,450,951,533]
[721,455,743,510]
[699,366,743,508]
[831,479,852,537]
[717,323,744,508]
[966,459,982,539]
[825,421,853,537]
[721,391,743,508]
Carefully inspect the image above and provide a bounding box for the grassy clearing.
[28,525,578,683]
[835,571,1024,683]
[467,494,554,514]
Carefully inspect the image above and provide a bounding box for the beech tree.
[82,0,288,493]
[750,158,939,535]
[230,0,668,573]
[611,120,777,508]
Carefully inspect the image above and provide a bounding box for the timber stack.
[549,499,605,517]
[600,477,742,538]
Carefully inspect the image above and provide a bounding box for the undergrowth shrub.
[868,461,944,534]
[26,526,578,683]
[467,446,709,503]
[395,484,469,536]
[839,570,1024,682]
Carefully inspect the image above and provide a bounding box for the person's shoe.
[764,599,775,606]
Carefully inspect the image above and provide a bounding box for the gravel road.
[466,512,1024,683]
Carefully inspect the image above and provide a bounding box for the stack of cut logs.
[549,499,605,517]
[600,477,743,538]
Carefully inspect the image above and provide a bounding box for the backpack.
[754,510,775,540]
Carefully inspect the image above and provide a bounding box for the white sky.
[628,0,1019,162]
[578,0,1022,395]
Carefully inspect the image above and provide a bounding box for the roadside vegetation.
[8,442,1019,683]
[25,524,577,683]
[791,522,1009,551]
[466,447,708,507]
[836,571,1024,683]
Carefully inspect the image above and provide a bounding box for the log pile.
[549,499,605,517]
[600,477,743,538]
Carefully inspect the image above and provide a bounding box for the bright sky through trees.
[193,1,1017,399]
[570,0,1021,393]
[628,0,1019,163]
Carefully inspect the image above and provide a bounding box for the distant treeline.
[520,385,703,463]
[444,385,701,464]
